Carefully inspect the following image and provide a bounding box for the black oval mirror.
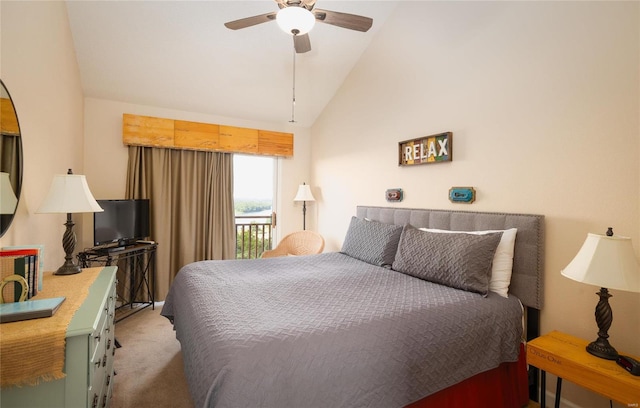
[0,79,23,238]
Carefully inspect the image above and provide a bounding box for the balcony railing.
[235,215,273,259]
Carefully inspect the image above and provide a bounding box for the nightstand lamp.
[37,169,103,275]
[561,228,640,360]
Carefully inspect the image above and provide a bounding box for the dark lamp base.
[55,213,82,276]
[55,263,82,275]
[587,287,619,360]
[587,339,619,360]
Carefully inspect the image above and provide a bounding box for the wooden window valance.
[122,114,293,157]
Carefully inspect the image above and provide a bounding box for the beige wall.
[81,98,312,248]
[312,2,639,407]
[0,1,86,271]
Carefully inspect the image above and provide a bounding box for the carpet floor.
[111,303,194,408]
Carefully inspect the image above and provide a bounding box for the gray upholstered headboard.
[356,206,545,310]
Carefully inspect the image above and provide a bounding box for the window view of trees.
[234,199,271,215]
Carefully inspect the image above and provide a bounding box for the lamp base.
[587,339,619,360]
[54,213,82,275]
[54,261,82,275]
[586,287,618,360]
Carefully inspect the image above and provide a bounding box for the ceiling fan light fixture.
[276,7,316,35]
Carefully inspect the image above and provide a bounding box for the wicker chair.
[261,230,325,258]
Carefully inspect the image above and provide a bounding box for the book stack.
[2,245,45,292]
[0,249,40,303]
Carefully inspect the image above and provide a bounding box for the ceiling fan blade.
[224,12,277,30]
[300,0,317,10]
[313,9,373,32]
[294,34,311,53]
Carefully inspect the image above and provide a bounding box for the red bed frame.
[406,343,529,408]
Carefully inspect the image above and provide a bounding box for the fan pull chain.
[290,39,297,123]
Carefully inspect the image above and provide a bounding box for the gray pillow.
[340,217,403,267]
[392,225,502,296]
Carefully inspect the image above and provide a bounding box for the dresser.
[1,266,117,408]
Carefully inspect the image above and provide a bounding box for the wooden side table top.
[526,330,640,406]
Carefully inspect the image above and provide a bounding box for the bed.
[162,206,544,408]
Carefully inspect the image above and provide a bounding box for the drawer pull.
[107,339,111,350]
[94,334,101,342]
[102,353,107,367]
[92,394,98,408]
[102,394,107,407]
[106,374,111,386]
[95,358,102,367]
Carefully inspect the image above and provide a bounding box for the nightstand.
[527,330,640,408]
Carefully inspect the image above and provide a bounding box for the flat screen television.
[93,199,150,247]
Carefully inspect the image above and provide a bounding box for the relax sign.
[398,132,452,166]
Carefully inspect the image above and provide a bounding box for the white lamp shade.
[294,184,315,202]
[0,172,18,214]
[37,174,104,214]
[561,233,640,293]
[276,7,316,35]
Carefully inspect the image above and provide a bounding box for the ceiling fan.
[224,0,373,53]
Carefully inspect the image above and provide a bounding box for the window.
[233,155,276,259]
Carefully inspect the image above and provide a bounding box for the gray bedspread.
[161,252,523,408]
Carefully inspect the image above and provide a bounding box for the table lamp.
[561,228,640,360]
[37,169,103,275]
[293,182,315,230]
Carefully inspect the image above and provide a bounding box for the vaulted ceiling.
[66,1,398,128]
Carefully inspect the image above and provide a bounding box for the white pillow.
[418,227,517,298]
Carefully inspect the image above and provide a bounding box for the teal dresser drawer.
[1,266,118,408]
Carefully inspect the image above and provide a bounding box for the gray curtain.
[126,146,235,300]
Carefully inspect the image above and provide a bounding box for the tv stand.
[107,246,126,253]
[78,242,157,322]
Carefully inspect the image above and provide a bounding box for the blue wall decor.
[449,187,475,203]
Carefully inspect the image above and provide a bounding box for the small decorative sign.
[449,187,476,204]
[385,188,403,202]
[398,132,452,166]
